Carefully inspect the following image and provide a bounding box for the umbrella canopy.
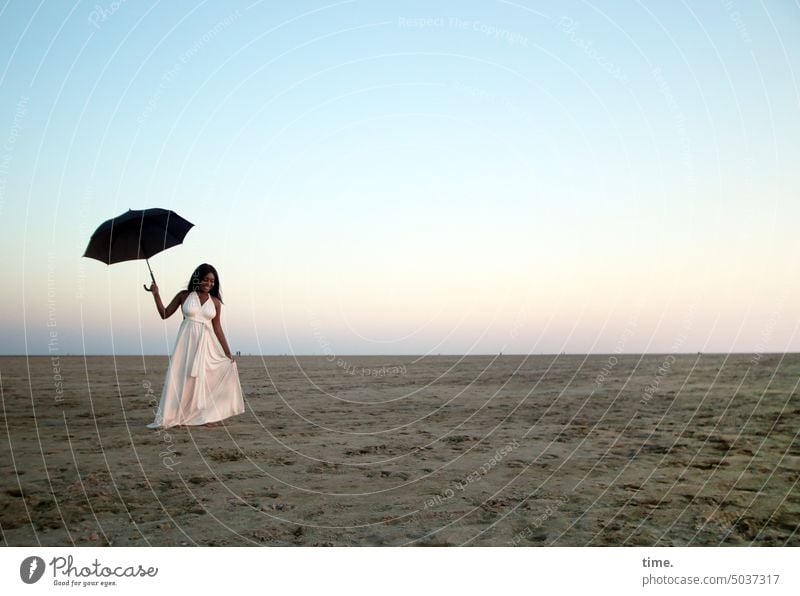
[83,208,194,290]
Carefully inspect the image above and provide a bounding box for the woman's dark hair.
[187,263,223,303]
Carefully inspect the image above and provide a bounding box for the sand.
[1,354,798,546]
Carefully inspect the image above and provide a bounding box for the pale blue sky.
[1,0,798,355]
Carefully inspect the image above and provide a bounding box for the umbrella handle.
[143,258,156,292]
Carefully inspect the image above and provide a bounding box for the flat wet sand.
[1,354,798,546]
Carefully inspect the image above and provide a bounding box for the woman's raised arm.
[149,283,187,319]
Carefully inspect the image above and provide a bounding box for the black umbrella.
[82,208,194,292]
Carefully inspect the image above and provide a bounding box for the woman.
[146,263,245,429]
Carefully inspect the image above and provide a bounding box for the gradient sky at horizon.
[1,0,799,356]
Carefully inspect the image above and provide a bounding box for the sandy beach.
[1,354,798,546]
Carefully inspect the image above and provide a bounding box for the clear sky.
[1,0,798,356]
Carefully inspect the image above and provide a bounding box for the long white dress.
[147,291,245,429]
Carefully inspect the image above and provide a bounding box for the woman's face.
[197,272,215,293]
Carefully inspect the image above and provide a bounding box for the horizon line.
[1,352,795,358]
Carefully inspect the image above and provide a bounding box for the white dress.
[147,291,245,429]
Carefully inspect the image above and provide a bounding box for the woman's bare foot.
[202,421,223,428]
